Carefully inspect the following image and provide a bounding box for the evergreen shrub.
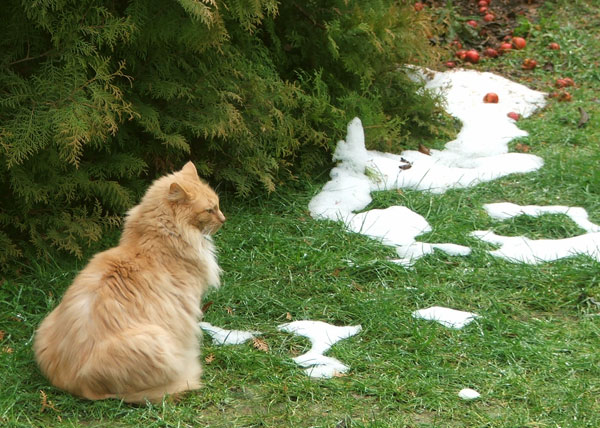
[0,0,449,267]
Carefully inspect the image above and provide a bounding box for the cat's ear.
[181,161,199,179]
[168,182,189,202]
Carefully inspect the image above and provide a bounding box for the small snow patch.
[412,306,479,329]
[278,320,362,379]
[458,388,481,400]
[473,203,600,264]
[199,322,260,345]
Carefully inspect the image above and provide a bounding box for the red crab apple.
[465,49,480,63]
[483,92,499,103]
[414,2,424,11]
[483,13,495,22]
[499,42,512,53]
[480,6,488,13]
[450,40,463,49]
[467,20,478,28]
[512,37,527,49]
[455,49,468,60]
[556,77,575,88]
[522,58,537,70]
[558,92,572,102]
[483,48,498,58]
[548,42,560,50]
[478,0,489,7]
[507,112,521,120]
[444,61,457,68]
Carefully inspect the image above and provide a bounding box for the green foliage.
[0,0,446,267]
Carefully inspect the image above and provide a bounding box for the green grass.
[2,0,600,426]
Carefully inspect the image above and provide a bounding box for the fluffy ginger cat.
[34,161,226,403]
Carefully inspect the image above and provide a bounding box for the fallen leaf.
[515,143,531,153]
[286,312,293,321]
[418,143,431,155]
[252,338,269,352]
[40,390,60,413]
[204,354,215,364]
[2,346,13,354]
[399,157,413,170]
[332,268,341,277]
[578,107,590,128]
[201,301,213,313]
[0,330,5,341]
[225,307,234,315]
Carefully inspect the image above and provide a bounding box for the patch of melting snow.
[309,68,547,266]
[412,306,479,329]
[199,322,260,345]
[458,388,481,400]
[278,321,362,378]
[473,203,600,264]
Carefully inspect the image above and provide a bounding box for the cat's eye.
[207,208,214,214]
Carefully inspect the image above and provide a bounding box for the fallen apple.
[465,49,480,63]
[558,92,572,102]
[556,77,574,88]
[414,2,424,11]
[512,37,526,49]
[444,61,457,68]
[483,13,494,22]
[548,42,560,50]
[467,20,478,28]
[507,112,520,120]
[455,49,467,60]
[479,6,488,13]
[483,48,498,58]
[478,0,489,6]
[483,92,499,103]
[522,58,537,70]
[450,40,463,49]
[499,42,512,53]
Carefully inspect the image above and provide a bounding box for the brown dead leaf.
[252,338,269,352]
[398,157,412,170]
[225,307,234,315]
[0,330,5,341]
[2,346,13,354]
[351,281,364,292]
[515,143,531,153]
[201,301,213,313]
[578,107,590,128]
[204,354,215,364]
[40,390,60,413]
[332,268,341,277]
[286,312,293,321]
[418,143,431,155]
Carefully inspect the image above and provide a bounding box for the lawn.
[1,0,599,427]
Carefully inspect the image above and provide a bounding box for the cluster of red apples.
[413,0,577,108]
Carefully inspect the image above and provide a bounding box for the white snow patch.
[458,388,481,400]
[473,203,600,264]
[278,320,362,379]
[412,306,479,329]
[199,322,260,345]
[309,69,546,266]
[483,202,600,233]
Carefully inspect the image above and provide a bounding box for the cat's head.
[167,162,226,235]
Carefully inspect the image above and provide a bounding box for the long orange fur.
[34,162,226,403]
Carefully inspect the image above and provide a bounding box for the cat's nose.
[218,211,226,223]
